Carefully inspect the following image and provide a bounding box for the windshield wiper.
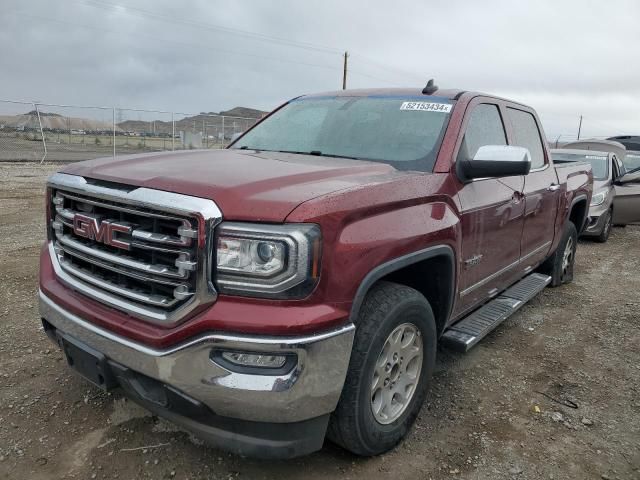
[237,146,276,152]
[277,150,362,160]
[236,147,362,160]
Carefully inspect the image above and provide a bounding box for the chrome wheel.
[561,236,574,280]
[371,323,423,425]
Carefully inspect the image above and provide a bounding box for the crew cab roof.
[299,88,537,111]
[301,88,466,100]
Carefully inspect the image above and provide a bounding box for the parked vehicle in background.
[563,139,627,159]
[562,139,640,227]
[607,135,640,151]
[612,167,640,226]
[622,151,640,172]
[40,85,593,459]
[551,149,621,242]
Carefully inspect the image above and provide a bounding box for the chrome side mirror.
[459,145,532,180]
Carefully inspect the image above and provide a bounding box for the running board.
[441,273,551,352]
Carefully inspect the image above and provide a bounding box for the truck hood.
[61,149,400,221]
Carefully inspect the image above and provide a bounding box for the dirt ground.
[1,162,639,480]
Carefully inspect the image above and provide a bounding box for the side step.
[441,273,551,352]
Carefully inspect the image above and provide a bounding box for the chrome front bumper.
[39,291,355,424]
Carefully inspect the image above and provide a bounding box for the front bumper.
[582,203,610,236]
[39,290,355,457]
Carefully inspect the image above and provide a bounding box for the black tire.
[539,221,578,287]
[595,210,612,243]
[327,281,437,456]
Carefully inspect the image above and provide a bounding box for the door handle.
[547,184,561,192]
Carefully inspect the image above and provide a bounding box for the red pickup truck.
[39,85,593,459]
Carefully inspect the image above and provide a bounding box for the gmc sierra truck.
[39,84,593,459]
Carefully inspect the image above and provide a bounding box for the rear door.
[506,107,559,270]
[455,100,525,316]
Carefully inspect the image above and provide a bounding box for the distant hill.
[0,111,120,132]
[219,107,267,118]
[0,106,267,135]
[116,106,268,135]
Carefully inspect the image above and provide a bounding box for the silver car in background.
[561,140,640,229]
[551,149,621,242]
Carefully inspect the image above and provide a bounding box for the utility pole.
[577,115,583,140]
[342,51,349,90]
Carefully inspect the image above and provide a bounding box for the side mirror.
[615,170,640,185]
[458,145,532,180]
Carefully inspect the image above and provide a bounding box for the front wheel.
[539,221,578,287]
[595,210,612,243]
[328,282,437,456]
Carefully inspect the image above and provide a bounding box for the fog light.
[221,351,287,369]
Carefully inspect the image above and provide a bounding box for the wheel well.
[569,198,588,232]
[377,255,453,335]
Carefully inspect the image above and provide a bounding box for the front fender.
[327,201,460,310]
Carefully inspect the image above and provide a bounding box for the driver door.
[613,169,640,225]
[454,101,526,317]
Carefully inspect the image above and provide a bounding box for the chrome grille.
[47,173,222,325]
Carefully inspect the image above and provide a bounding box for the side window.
[507,108,545,169]
[457,104,506,162]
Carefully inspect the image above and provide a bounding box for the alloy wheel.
[371,323,423,425]
[561,236,574,281]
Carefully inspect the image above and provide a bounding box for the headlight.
[590,191,607,206]
[215,222,321,298]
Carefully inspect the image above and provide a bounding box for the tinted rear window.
[507,108,546,169]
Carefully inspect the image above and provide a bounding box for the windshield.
[623,152,640,173]
[232,96,454,172]
[552,152,609,180]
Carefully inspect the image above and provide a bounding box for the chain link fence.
[0,100,47,162]
[0,100,261,163]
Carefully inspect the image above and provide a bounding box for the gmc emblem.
[73,213,132,250]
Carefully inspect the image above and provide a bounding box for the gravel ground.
[1,162,639,480]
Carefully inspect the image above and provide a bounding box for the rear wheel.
[328,282,436,456]
[539,221,578,287]
[595,210,612,243]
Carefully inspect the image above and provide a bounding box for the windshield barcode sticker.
[400,102,452,113]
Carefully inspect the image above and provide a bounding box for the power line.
[10,11,344,73]
[10,10,407,88]
[77,0,342,55]
[350,52,427,82]
[76,0,426,85]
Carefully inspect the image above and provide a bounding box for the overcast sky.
[1,0,639,139]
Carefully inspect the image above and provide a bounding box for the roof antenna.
[422,79,438,95]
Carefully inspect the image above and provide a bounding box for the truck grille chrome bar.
[46,173,222,325]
